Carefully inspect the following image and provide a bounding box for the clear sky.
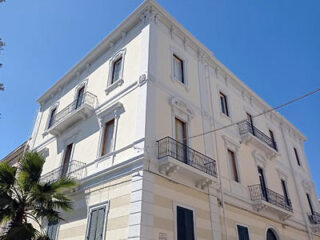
[0,0,319,193]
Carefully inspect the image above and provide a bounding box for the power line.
[186,87,320,141]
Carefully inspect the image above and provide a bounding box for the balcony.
[238,121,278,158]
[157,137,217,189]
[248,184,293,220]
[308,212,320,232]
[47,92,97,136]
[40,160,86,183]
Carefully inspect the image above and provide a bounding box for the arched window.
[266,228,278,240]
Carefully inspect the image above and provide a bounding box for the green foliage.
[0,151,76,239]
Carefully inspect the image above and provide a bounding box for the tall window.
[306,193,314,214]
[75,86,85,109]
[86,206,107,240]
[220,92,229,116]
[61,143,73,178]
[294,147,301,166]
[101,119,115,156]
[176,206,195,240]
[173,54,184,83]
[237,225,250,240]
[269,129,276,150]
[227,149,239,182]
[48,108,56,128]
[47,220,59,240]
[111,57,122,84]
[281,179,290,206]
[175,118,187,163]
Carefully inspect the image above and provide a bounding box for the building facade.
[27,0,320,239]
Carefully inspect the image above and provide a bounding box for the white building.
[28,0,320,239]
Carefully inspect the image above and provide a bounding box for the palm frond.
[18,152,44,191]
[0,162,17,192]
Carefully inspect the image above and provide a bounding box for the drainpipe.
[207,66,229,240]
[279,121,313,240]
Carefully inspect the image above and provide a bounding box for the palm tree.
[0,151,76,240]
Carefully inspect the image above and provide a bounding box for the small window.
[237,225,250,240]
[177,206,195,240]
[75,86,85,109]
[269,130,277,150]
[111,57,122,84]
[227,149,239,182]
[47,220,59,240]
[86,206,107,240]
[101,119,115,156]
[48,108,57,128]
[173,54,184,83]
[294,147,301,166]
[220,92,229,116]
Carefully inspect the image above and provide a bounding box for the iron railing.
[248,184,293,212]
[157,137,217,177]
[238,120,278,151]
[309,212,320,224]
[49,92,97,128]
[40,160,86,183]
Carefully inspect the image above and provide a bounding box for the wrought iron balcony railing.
[248,184,293,212]
[238,120,278,151]
[40,160,86,183]
[49,92,97,128]
[157,137,217,177]
[309,212,320,225]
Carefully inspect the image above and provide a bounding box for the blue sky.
[0,0,319,193]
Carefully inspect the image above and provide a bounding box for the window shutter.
[87,209,99,240]
[177,206,195,240]
[47,220,59,240]
[96,207,106,240]
[237,225,249,240]
[87,206,107,240]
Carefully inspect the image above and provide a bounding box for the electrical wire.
[185,87,320,141]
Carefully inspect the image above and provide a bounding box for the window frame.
[174,203,196,240]
[227,149,240,183]
[170,48,188,89]
[219,91,230,117]
[173,54,185,84]
[100,119,115,157]
[85,201,109,240]
[236,224,250,240]
[105,49,126,95]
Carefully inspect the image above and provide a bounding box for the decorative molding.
[105,79,124,95]
[222,135,240,153]
[169,96,194,122]
[252,150,267,169]
[276,168,288,181]
[96,102,124,127]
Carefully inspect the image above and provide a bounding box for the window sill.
[170,74,189,92]
[105,78,124,95]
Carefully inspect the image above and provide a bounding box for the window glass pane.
[173,55,184,83]
[75,86,85,109]
[294,148,301,166]
[102,119,115,156]
[95,207,106,240]
[220,92,229,116]
[112,58,122,83]
[237,225,250,240]
[177,206,194,240]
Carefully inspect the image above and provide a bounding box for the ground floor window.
[177,205,195,240]
[47,220,59,240]
[237,225,250,240]
[86,205,108,240]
